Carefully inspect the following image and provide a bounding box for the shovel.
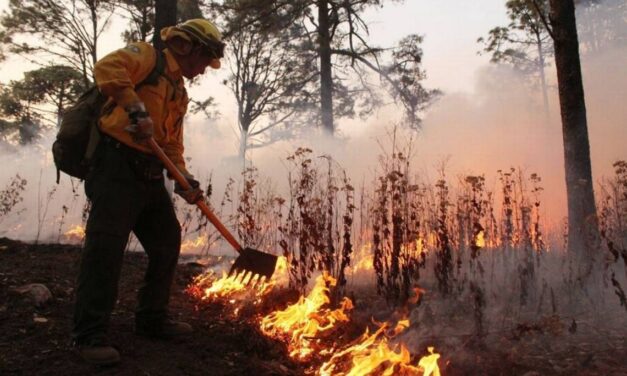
[147,138,279,282]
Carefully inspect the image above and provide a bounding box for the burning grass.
[188,270,274,302]
[182,149,625,373]
[318,320,441,376]
[3,130,626,374]
[187,255,289,306]
[260,272,354,360]
[188,258,442,374]
[62,224,85,243]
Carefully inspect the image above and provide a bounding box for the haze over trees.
[0,65,87,144]
[576,0,626,54]
[221,11,313,158]
[206,0,439,135]
[477,0,603,269]
[478,0,552,119]
[0,0,439,146]
[547,0,599,272]
[1,0,116,86]
[0,0,617,272]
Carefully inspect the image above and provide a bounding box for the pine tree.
[207,0,439,134]
[478,0,553,118]
[0,0,115,86]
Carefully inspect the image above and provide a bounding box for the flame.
[318,320,441,376]
[427,233,438,248]
[416,237,426,254]
[64,225,85,241]
[196,270,273,300]
[350,244,374,275]
[260,272,354,359]
[352,256,374,273]
[181,235,208,252]
[475,230,485,249]
[392,319,410,336]
[188,256,442,373]
[418,347,441,376]
[188,256,288,302]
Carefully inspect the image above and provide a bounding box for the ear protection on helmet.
[161,20,225,59]
[167,36,194,56]
[160,20,224,70]
[161,26,194,55]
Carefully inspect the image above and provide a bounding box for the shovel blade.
[229,247,278,281]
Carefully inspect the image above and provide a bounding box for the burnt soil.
[1,237,627,376]
[0,237,301,376]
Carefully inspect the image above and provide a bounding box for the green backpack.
[52,50,165,183]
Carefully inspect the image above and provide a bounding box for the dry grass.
[3,135,626,332]
[0,174,27,220]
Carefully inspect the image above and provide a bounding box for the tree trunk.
[318,0,334,134]
[141,6,150,41]
[239,126,248,161]
[56,85,65,128]
[549,0,598,260]
[153,0,178,51]
[90,3,98,69]
[87,2,99,84]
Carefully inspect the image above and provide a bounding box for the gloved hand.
[174,174,203,204]
[124,102,154,143]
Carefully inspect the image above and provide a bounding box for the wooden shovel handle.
[146,138,243,253]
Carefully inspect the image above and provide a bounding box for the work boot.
[135,318,193,339]
[74,337,120,366]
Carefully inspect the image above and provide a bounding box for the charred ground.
[1,237,626,376]
[0,238,301,376]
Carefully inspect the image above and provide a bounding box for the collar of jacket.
[163,48,183,81]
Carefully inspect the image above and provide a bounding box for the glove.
[124,102,154,143]
[174,174,203,204]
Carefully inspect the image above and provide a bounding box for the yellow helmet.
[161,18,225,58]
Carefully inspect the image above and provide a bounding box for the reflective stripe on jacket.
[94,42,190,176]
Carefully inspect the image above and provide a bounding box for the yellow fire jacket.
[94,42,190,176]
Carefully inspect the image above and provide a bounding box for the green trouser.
[72,139,181,343]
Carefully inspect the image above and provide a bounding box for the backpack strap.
[82,49,166,167]
[83,115,102,170]
[137,49,166,88]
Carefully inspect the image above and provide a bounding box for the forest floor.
[1,237,626,376]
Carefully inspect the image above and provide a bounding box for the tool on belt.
[146,138,279,282]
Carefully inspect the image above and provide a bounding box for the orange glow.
[349,244,374,275]
[475,230,485,249]
[260,272,354,359]
[416,237,426,254]
[181,235,208,252]
[408,286,426,305]
[318,320,441,376]
[63,225,85,241]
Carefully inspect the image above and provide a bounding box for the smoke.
[186,49,624,236]
[0,131,87,242]
[0,13,625,248]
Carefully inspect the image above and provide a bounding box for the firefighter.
[71,19,225,365]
